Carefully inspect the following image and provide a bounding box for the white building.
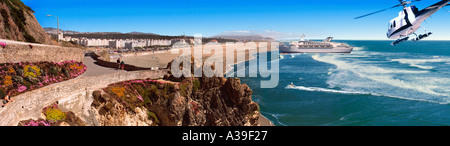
[147,39,171,46]
[109,40,126,49]
[75,38,172,49]
[125,41,146,50]
[77,38,111,47]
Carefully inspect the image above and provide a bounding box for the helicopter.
[355,0,450,46]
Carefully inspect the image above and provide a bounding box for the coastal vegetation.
[0,0,54,44]
[18,103,86,126]
[0,61,87,98]
[1,0,37,43]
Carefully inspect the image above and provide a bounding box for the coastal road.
[80,56,123,77]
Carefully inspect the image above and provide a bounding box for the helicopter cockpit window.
[411,5,419,15]
[393,20,396,28]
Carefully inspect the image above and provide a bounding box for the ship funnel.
[300,34,306,41]
[323,37,333,42]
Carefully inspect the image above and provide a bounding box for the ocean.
[235,40,450,126]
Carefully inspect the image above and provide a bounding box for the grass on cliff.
[1,0,37,43]
[102,80,183,126]
[104,80,177,112]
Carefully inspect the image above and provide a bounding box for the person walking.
[1,91,14,107]
[120,61,125,70]
[117,57,121,70]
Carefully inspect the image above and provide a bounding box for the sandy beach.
[117,42,276,71]
[117,42,276,126]
[118,51,181,69]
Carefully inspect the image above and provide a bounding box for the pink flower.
[24,120,51,126]
[40,121,51,126]
[0,42,6,48]
[137,95,143,101]
[17,85,27,92]
[24,121,38,126]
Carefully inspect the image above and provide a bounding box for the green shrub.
[179,82,189,97]
[50,66,59,76]
[62,68,70,78]
[12,76,24,83]
[43,105,66,122]
[147,111,160,125]
[22,80,32,89]
[0,88,6,99]
[193,79,200,92]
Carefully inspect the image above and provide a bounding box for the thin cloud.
[214,30,300,40]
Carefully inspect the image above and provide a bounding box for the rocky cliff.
[88,75,260,126]
[0,0,54,44]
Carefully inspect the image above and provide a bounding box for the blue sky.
[23,0,450,40]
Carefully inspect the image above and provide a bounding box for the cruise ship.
[280,36,353,53]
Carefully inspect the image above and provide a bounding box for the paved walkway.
[80,57,123,77]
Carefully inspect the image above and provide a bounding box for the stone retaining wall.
[0,43,83,63]
[0,70,167,126]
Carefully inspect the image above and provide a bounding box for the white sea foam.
[391,58,450,70]
[409,64,434,70]
[310,53,450,103]
[312,55,428,74]
[261,112,287,126]
[352,47,365,51]
[290,53,302,58]
[286,85,377,95]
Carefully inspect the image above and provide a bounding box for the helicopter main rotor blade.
[354,4,402,19]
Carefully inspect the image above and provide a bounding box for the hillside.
[0,0,53,44]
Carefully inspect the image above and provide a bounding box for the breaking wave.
[286,85,377,95]
[309,49,450,104]
[391,58,450,70]
[261,111,288,126]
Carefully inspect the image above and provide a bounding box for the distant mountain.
[44,27,82,35]
[44,27,166,39]
[0,0,54,44]
[45,27,159,35]
[126,31,158,35]
[43,28,240,42]
[213,34,274,41]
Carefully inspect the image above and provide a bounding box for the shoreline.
[259,114,275,126]
[225,51,276,126]
[120,43,276,126]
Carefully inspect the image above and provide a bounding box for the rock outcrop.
[0,0,54,44]
[88,75,260,126]
[91,90,153,126]
[83,55,260,126]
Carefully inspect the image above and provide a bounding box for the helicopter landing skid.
[391,36,410,46]
[412,32,432,42]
